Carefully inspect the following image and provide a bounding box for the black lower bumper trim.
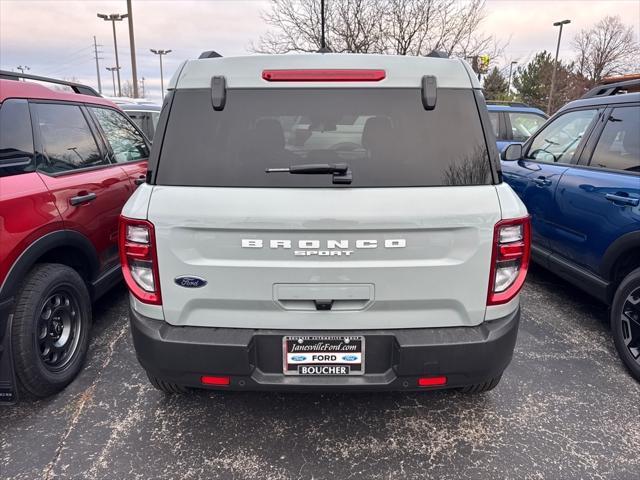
[0,297,17,405]
[130,306,520,391]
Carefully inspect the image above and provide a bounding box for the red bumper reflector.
[418,376,448,387]
[201,375,230,386]
[262,69,386,82]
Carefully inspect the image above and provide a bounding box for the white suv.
[119,52,529,393]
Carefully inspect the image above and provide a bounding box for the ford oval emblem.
[290,355,307,362]
[174,276,207,288]
[342,354,358,362]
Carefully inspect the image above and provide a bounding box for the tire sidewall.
[610,268,640,381]
[13,265,92,396]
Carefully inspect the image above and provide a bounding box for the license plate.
[283,336,365,376]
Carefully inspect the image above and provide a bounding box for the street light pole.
[106,66,119,96]
[547,19,571,115]
[97,13,127,97]
[126,0,139,98]
[507,61,517,99]
[150,49,172,99]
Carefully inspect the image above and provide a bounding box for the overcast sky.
[1,0,639,101]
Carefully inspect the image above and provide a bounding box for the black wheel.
[460,374,502,394]
[11,264,91,398]
[146,372,188,394]
[611,267,640,381]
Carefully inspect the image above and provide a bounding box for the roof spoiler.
[426,50,449,59]
[199,50,223,59]
[421,75,437,110]
[0,70,100,97]
[581,77,640,99]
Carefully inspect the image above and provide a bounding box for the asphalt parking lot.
[1,265,639,480]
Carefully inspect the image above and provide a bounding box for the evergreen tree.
[483,67,508,100]
[513,51,586,114]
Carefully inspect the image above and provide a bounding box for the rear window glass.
[156,88,492,187]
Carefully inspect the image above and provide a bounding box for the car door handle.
[532,176,551,187]
[69,192,97,206]
[134,175,146,186]
[605,193,639,207]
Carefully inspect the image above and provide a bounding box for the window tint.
[591,106,640,172]
[526,109,598,164]
[91,107,149,162]
[157,88,492,187]
[488,111,500,138]
[508,112,546,142]
[0,99,35,176]
[34,103,105,174]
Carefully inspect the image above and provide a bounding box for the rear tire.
[146,372,188,394]
[460,374,502,394]
[11,264,92,398]
[611,268,640,381]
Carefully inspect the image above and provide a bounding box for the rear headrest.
[623,127,640,156]
[362,116,392,150]
[251,118,285,151]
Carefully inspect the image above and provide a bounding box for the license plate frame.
[283,335,365,376]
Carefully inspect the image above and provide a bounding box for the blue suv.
[487,102,548,152]
[500,78,640,380]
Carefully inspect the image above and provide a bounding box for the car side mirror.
[501,143,523,161]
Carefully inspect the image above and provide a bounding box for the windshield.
[156,88,492,187]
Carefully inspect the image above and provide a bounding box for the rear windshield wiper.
[265,163,352,184]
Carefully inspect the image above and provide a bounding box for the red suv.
[0,72,150,403]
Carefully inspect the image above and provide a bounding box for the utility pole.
[106,66,119,96]
[507,61,517,99]
[150,49,171,99]
[126,0,139,98]
[93,36,103,94]
[548,19,571,115]
[16,65,30,75]
[139,77,146,98]
[97,13,127,96]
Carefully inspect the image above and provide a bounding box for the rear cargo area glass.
[156,88,491,187]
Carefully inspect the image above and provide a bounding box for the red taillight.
[201,375,230,386]
[261,69,386,82]
[119,215,162,305]
[487,216,531,306]
[418,376,448,387]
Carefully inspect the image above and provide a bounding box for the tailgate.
[148,185,500,329]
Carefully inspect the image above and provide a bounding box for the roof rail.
[0,70,100,97]
[198,50,223,59]
[486,100,530,107]
[581,77,640,99]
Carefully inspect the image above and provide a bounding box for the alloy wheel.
[621,286,640,366]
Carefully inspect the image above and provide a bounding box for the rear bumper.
[130,305,520,391]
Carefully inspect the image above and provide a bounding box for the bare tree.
[252,0,496,58]
[572,15,640,84]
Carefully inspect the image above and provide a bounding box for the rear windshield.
[156,88,492,187]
